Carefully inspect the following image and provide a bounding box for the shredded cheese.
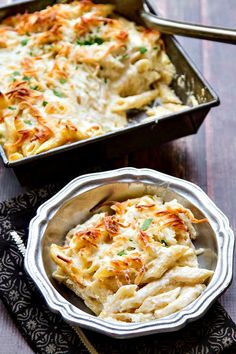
[50,195,213,323]
[0,0,191,161]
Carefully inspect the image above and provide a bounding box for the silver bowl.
[25,168,234,338]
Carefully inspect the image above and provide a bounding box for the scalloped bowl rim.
[25,168,235,338]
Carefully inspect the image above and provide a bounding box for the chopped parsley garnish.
[22,76,31,82]
[11,78,16,82]
[8,106,16,110]
[43,101,48,107]
[59,78,67,84]
[24,119,32,125]
[94,37,104,45]
[117,250,126,256]
[12,71,20,76]
[129,238,133,242]
[161,240,168,247]
[139,46,148,54]
[121,53,129,60]
[77,39,88,45]
[77,37,104,46]
[53,89,66,98]
[30,85,39,90]
[141,218,153,231]
[104,78,107,84]
[21,38,29,46]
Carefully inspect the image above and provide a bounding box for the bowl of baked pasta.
[25,168,234,338]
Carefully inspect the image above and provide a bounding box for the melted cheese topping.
[50,195,213,323]
[0,0,190,161]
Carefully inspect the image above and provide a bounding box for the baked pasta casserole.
[50,195,213,323]
[0,0,189,161]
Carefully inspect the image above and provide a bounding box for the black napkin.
[0,185,236,354]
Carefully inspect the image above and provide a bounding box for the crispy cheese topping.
[0,0,190,161]
[50,195,213,322]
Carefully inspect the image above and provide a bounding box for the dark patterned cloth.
[0,186,236,354]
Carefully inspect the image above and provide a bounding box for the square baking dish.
[0,0,219,186]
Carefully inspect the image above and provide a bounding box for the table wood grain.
[1,1,236,353]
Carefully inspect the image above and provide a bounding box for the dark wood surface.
[1,1,236,353]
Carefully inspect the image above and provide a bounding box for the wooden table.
[1,1,236,353]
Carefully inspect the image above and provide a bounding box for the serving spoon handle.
[141,11,236,44]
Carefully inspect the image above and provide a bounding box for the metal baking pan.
[25,167,234,338]
[0,1,220,186]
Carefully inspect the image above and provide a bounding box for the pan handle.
[141,11,236,44]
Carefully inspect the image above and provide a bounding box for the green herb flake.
[59,78,67,84]
[24,119,32,125]
[11,78,16,82]
[21,38,29,46]
[77,39,90,46]
[94,37,104,45]
[141,218,153,231]
[104,78,107,84]
[53,89,66,98]
[77,37,104,46]
[161,239,168,247]
[122,53,129,60]
[117,250,126,256]
[30,85,39,90]
[139,46,148,54]
[12,71,20,76]
[43,101,48,107]
[129,238,133,242]
[22,76,31,82]
[8,106,16,110]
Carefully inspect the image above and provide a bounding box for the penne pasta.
[50,195,213,323]
[0,0,191,160]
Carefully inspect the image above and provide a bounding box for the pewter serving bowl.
[25,168,234,338]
